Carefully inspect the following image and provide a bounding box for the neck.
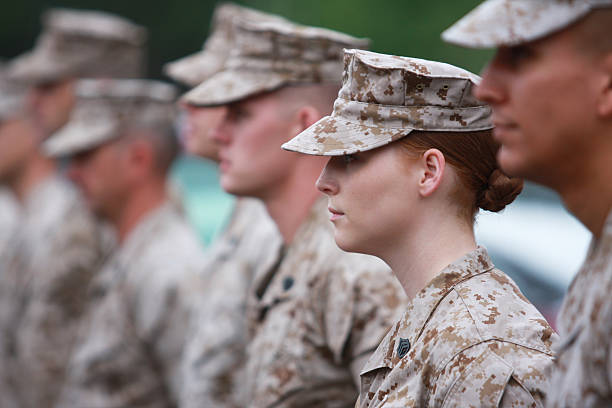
[558,179,612,240]
[380,209,477,300]
[113,179,168,244]
[9,152,56,204]
[554,145,612,239]
[263,179,321,245]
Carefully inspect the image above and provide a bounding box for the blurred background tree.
[1,0,492,77]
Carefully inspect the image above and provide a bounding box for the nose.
[210,119,232,146]
[316,158,339,196]
[474,54,508,106]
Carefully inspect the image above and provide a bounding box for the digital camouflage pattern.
[56,202,205,408]
[442,0,612,48]
[181,198,282,408]
[282,49,493,156]
[7,8,147,84]
[245,198,407,408]
[358,247,556,408]
[547,210,612,407]
[164,3,288,87]
[183,17,369,106]
[0,175,111,408]
[43,78,177,158]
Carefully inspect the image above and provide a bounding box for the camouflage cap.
[8,8,147,84]
[282,49,493,156]
[163,3,288,87]
[43,79,177,158]
[442,0,612,48]
[182,18,369,106]
[0,64,28,121]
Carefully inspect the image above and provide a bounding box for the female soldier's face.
[316,142,420,257]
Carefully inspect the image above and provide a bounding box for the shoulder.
[452,269,555,352]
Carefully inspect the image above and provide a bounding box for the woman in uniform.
[282,49,557,407]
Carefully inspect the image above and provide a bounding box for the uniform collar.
[361,246,495,373]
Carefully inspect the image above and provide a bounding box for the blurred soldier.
[164,4,284,407]
[443,1,612,406]
[0,62,109,408]
[184,17,407,408]
[44,79,206,408]
[0,9,147,408]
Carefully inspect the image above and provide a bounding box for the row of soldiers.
[0,0,610,407]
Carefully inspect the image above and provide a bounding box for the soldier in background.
[184,17,407,408]
[44,79,206,408]
[0,9,147,408]
[164,4,284,407]
[443,1,612,406]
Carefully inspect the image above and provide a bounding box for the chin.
[497,148,530,178]
[334,230,367,255]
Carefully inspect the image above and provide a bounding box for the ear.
[290,105,321,136]
[418,148,445,198]
[597,53,612,117]
[125,138,154,176]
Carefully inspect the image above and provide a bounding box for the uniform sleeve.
[130,261,201,404]
[322,254,406,387]
[180,259,250,408]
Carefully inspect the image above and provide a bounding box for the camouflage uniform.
[545,211,612,407]
[284,50,557,406]
[180,198,282,408]
[442,2,612,406]
[56,202,205,408]
[0,174,110,408]
[242,198,405,408]
[357,247,555,407]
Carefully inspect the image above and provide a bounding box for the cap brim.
[442,0,592,48]
[163,50,225,88]
[8,49,74,84]
[282,115,411,156]
[43,120,118,158]
[181,69,290,106]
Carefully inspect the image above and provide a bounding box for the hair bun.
[477,169,523,212]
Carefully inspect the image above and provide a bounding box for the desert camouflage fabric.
[180,198,282,408]
[547,210,612,407]
[0,175,110,408]
[442,0,612,48]
[56,201,205,408]
[164,3,288,87]
[7,8,147,84]
[43,78,177,158]
[244,198,407,408]
[282,49,492,156]
[183,17,369,106]
[357,246,556,408]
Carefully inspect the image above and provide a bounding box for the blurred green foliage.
[1,0,492,77]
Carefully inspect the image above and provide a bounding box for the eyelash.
[343,154,357,164]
